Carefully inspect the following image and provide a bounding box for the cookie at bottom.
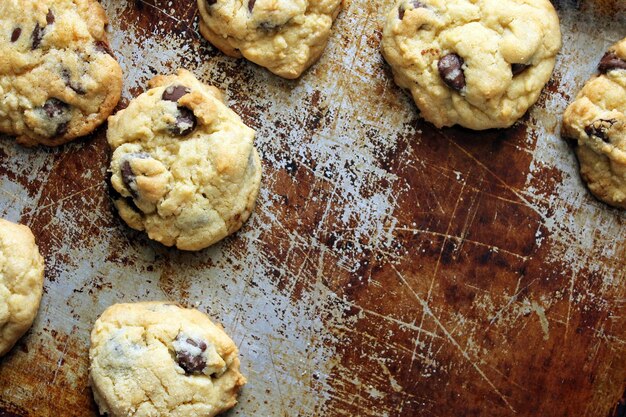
[562,37,626,208]
[89,302,246,417]
[0,218,44,357]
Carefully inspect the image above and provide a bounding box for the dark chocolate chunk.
[120,153,151,197]
[175,336,208,374]
[169,107,197,136]
[62,69,86,95]
[584,119,617,143]
[31,23,43,49]
[42,98,69,119]
[248,0,256,12]
[511,63,529,76]
[599,51,626,74]
[162,85,190,102]
[438,53,466,91]
[398,0,424,19]
[56,121,69,136]
[46,9,55,25]
[11,27,21,42]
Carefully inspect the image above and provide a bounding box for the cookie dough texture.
[108,69,262,251]
[89,302,246,417]
[381,0,562,130]
[0,0,122,146]
[197,0,342,79]
[0,219,44,357]
[562,38,626,208]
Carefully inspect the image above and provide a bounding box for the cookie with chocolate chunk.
[197,0,342,79]
[0,219,45,357]
[381,0,561,130]
[562,38,626,208]
[89,302,246,417]
[0,0,122,146]
[107,69,262,251]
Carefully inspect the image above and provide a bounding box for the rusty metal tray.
[1,0,626,416]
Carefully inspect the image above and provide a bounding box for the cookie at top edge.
[381,0,562,130]
[0,0,122,146]
[197,0,342,79]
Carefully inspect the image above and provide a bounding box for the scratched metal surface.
[1,0,625,416]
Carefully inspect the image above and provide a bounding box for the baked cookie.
[0,0,122,146]
[197,0,342,79]
[562,38,626,208]
[0,219,45,357]
[381,0,562,130]
[107,69,262,251]
[89,302,246,417]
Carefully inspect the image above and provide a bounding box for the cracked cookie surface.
[563,38,626,208]
[0,219,44,357]
[89,302,246,417]
[381,0,561,130]
[108,69,262,251]
[0,0,122,146]
[197,0,342,79]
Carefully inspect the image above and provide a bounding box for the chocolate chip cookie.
[197,0,342,79]
[89,302,246,417]
[381,0,562,130]
[107,69,262,251]
[0,219,45,357]
[0,0,122,146]
[562,38,626,208]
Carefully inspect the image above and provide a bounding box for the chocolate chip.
[42,98,69,119]
[11,27,21,42]
[206,0,217,5]
[120,153,151,197]
[62,69,86,95]
[175,336,208,374]
[398,0,424,19]
[162,85,190,102]
[512,63,529,75]
[169,107,197,136]
[56,121,68,136]
[31,24,43,49]
[46,10,55,25]
[248,0,256,12]
[94,41,115,57]
[584,119,617,143]
[438,53,465,91]
[599,51,626,74]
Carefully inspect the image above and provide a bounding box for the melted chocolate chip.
[170,107,197,136]
[398,0,424,19]
[599,51,626,74]
[162,85,190,102]
[584,119,617,143]
[56,121,68,136]
[175,336,208,374]
[11,27,21,42]
[438,53,465,91]
[31,24,43,49]
[206,0,217,5]
[43,98,69,119]
[248,0,256,12]
[62,69,86,95]
[511,63,529,76]
[46,10,55,25]
[94,41,115,57]
[120,153,151,197]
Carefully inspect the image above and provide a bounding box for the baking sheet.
[1,0,626,416]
